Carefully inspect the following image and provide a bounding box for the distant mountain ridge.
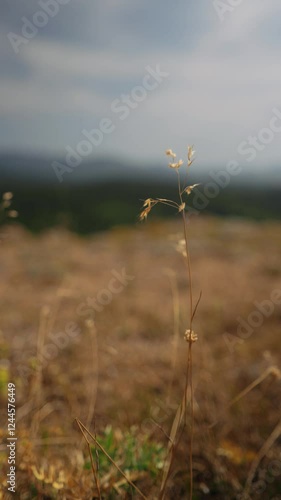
[0,151,280,189]
[0,152,280,233]
[0,153,134,187]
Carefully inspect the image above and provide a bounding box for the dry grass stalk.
[228,365,281,408]
[243,416,281,498]
[207,364,281,497]
[76,418,102,499]
[210,365,281,429]
[140,146,200,500]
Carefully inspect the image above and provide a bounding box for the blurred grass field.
[0,215,281,499]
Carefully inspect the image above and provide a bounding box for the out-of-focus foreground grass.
[0,216,281,499]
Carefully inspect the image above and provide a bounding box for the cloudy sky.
[1,0,281,169]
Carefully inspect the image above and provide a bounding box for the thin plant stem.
[76,420,102,500]
[141,148,198,500]
[166,271,180,407]
[178,168,194,499]
[182,210,194,500]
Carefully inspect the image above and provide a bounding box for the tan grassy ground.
[0,216,281,499]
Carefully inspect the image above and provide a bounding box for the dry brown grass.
[0,210,281,498]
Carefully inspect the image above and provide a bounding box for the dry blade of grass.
[159,387,191,499]
[242,416,281,498]
[228,365,281,408]
[207,364,281,497]
[76,418,148,500]
[76,418,102,499]
[210,365,281,429]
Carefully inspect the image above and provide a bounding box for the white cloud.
[22,40,168,81]
[1,1,281,167]
[0,78,109,115]
[209,0,281,46]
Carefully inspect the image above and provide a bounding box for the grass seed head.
[143,198,152,208]
[8,210,18,218]
[139,198,159,221]
[187,145,196,167]
[184,329,198,343]
[176,239,187,257]
[139,209,149,221]
[165,149,177,159]
[2,192,13,201]
[169,159,183,169]
[184,183,200,196]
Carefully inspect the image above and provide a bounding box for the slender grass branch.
[140,146,199,500]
